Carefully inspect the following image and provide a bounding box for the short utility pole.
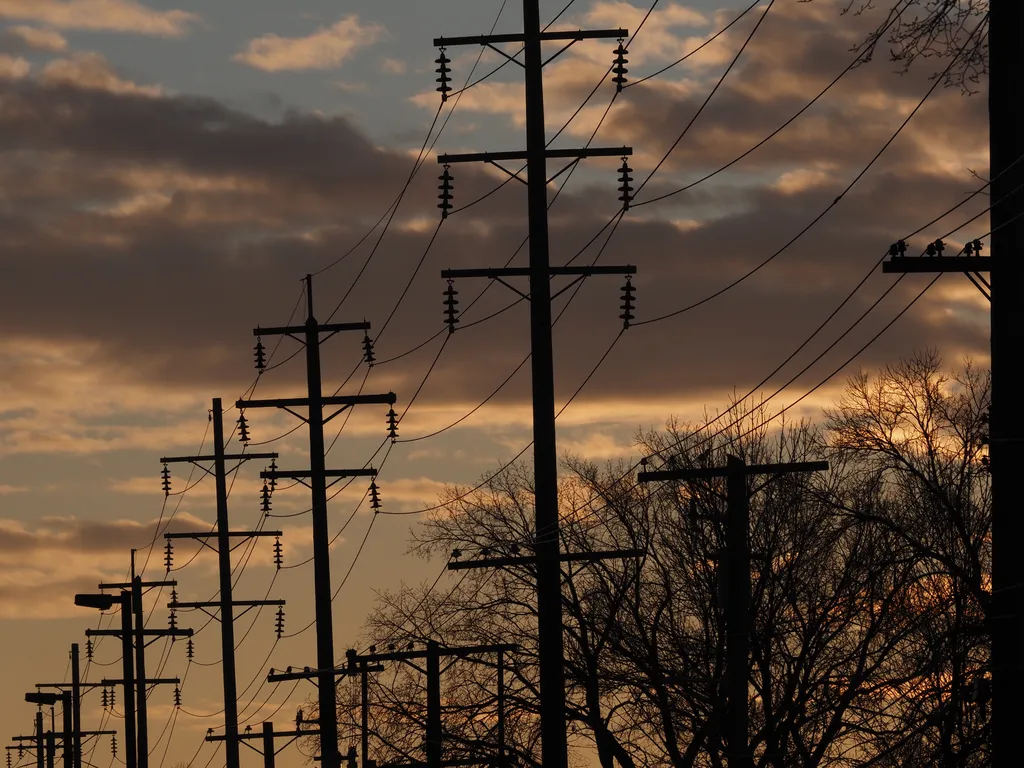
[161,397,283,768]
[205,716,319,768]
[638,456,828,767]
[431,6,639,768]
[343,642,518,768]
[239,274,399,768]
[81,565,192,768]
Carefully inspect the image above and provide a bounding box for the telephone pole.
[161,397,283,768]
[638,456,828,767]
[84,571,192,768]
[238,275,398,768]
[205,717,319,768]
[880,5,1022,763]
[433,6,637,768]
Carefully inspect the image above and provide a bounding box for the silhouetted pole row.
[638,456,828,767]
[432,4,639,767]
[239,274,398,768]
[161,397,283,768]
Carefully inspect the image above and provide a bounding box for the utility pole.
[69,647,80,768]
[638,456,828,767]
[239,274,398,768]
[880,5,1021,763]
[84,574,191,768]
[161,397,283,768]
[205,717,319,768]
[432,8,637,768]
[342,642,517,768]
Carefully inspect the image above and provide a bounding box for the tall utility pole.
[880,6,1022,764]
[161,398,283,768]
[433,8,637,768]
[638,456,828,766]
[239,275,398,768]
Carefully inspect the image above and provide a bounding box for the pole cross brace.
[99,581,175,589]
[165,531,282,540]
[100,679,179,686]
[882,256,990,273]
[347,643,519,665]
[86,629,193,638]
[205,729,319,742]
[161,453,277,464]
[442,266,635,303]
[266,665,384,683]
[170,600,285,609]
[449,548,643,570]
[433,29,627,47]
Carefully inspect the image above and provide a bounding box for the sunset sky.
[0,0,990,766]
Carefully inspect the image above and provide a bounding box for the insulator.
[261,481,272,514]
[161,463,171,496]
[451,548,462,560]
[362,332,376,366]
[268,458,278,491]
[933,238,945,255]
[100,688,109,709]
[173,686,182,708]
[164,539,173,571]
[237,411,251,444]
[438,164,454,219]
[254,335,267,372]
[111,735,117,758]
[444,278,460,333]
[619,276,636,329]
[618,157,634,211]
[17,746,23,760]
[108,686,115,708]
[926,242,936,256]
[435,47,452,102]
[972,238,983,253]
[245,726,252,735]
[275,606,286,639]
[170,587,179,605]
[887,242,899,257]
[509,543,520,555]
[896,239,907,255]
[273,536,283,569]
[612,40,629,92]
[387,407,399,442]
[86,639,94,660]
[168,608,177,630]
[186,637,195,660]
[7,749,12,768]
[369,480,382,512]
[964,240,975,256]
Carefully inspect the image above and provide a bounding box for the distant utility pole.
[238,275,398,768]
[161,397,284,768]
[880,3,1022,764]
[432,5,638,767]
[343,642,517,768]
[205,717,319,768]
[638,456,828,767]
[85,565,192,768]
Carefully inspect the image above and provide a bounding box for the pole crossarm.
[98,581,175,589]
[165,531,282,540]
[161,453,277,464]
[638,460,829,483]
[170,600,285,609]
[99,679,179,687]
[433,29,627,46]
[237,394,396,410]
[205,729,318,743]
[439,147,630,165]
[348,643,519,665]
[882,256,991,273]
[442,266,635,279]
[266,665,383,683]
[255,322,369,337]
[86,629,192,638]
[448,548,643,571]
[261,469,376,481]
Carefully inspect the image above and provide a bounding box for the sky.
[0,1,990,767]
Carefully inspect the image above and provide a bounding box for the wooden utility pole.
[161,398,283,768]
[638,456,828,767]
[205,718,319,768]
[239,275,397,768]
[881,6,1020,764]
[433,7,637,768]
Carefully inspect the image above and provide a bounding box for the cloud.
[233,15,387,72]
[0,0,199,36]
[41,52,162,96]
[0,53,29,79]
[380,57,406,75]
[0,483,28,494]
[2,25,68,52]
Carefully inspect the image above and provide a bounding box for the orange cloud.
[234,15,387,72]
[0,0,199,37]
